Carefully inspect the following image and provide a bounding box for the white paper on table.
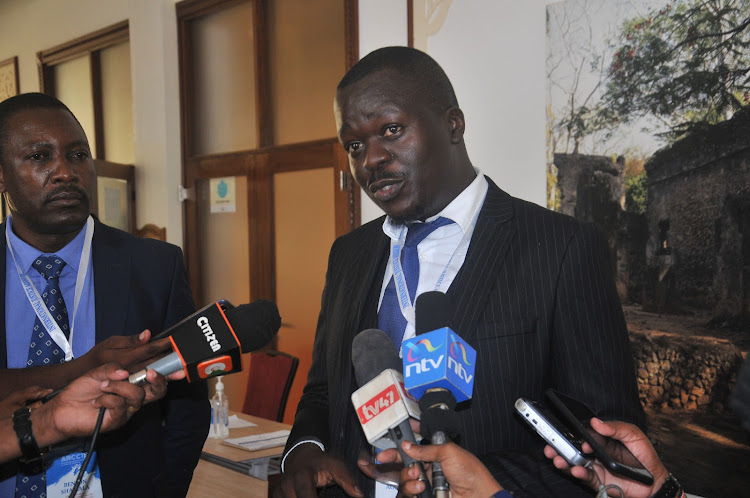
[222,430,291,452]
[228,415,257,429]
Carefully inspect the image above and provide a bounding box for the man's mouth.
[369,178,404,202]
[46,188,88,206]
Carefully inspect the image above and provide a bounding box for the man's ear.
[447,107,465,144]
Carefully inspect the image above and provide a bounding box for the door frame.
[176,0,360,304]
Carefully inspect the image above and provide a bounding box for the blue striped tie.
[378,217,454,345]
[16,255,70,498]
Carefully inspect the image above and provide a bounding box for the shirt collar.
[382,168,488,239]
[6,215,88,274]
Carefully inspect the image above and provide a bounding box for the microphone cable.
[68,406,105,498]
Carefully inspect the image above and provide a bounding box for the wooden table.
[187,412,291,497]
[187,460,268,497]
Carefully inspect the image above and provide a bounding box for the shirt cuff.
[490,491,513,498]
[280,439,325,473]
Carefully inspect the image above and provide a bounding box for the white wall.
[358,0,551,224]
[1,0,552,235]
[0,0,184,246]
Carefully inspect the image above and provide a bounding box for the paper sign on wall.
[210,177,236,213]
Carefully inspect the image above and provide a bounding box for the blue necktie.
[16,255,70,498]
[378,217,454,346]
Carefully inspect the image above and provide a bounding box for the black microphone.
[409,291,474,498]
[129,300,280,385]
[351,329,432,498]
[412,292,462,442]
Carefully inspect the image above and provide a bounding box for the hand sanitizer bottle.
[209,376,229,439]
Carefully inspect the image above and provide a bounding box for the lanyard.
[6,216,94,362]
[389,216,476,331]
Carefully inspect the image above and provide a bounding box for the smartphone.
[514,398,591,467]
[545,388,654,486]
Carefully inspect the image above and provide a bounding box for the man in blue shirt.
[0,92,209,498]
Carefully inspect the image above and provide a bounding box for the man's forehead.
[8,108,88,143]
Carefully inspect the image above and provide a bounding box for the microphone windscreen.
[415,291,453,336]
[225,300,281,352]
[418,390,461,442]
[352,328,401,386]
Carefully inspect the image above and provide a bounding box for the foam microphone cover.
[352,328,402,387]
[225,300,281,352]
[415,291,453,336]
[418,390,461,442]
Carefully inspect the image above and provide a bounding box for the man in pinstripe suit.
[276,46,644,498]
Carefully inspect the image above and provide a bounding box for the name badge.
[46,450,103,498]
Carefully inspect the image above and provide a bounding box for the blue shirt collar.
[6,215,88,274]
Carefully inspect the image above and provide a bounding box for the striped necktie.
[377,217,454,345]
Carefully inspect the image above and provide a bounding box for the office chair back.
[241,350,299,422]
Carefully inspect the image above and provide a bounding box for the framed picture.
[92,159,136,233]
[0,56,19,101]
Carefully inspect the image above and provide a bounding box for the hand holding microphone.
[44,300,281,404]
[392,440,504,498]
[403,291,477,498]
[350,328,432,498]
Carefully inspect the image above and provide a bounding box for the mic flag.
[169,301,240,381]
[350,329,420,450]
[402,292,477,402]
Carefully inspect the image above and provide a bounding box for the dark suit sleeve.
[551,221,644,426]
[159,248,210,497]
[283,240,339,456]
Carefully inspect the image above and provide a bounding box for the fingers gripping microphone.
[129,300,281,385]
[404,291,477,498]
[350,329,432,498]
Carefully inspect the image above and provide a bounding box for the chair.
[241,350,299,422]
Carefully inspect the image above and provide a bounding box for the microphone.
[403,291,477,498]
[402,292,476,403]
[129,300,281,385]
[350,329,432,498]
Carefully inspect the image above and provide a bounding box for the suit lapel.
[356,233,389,332]
[93,223,131,341]
[447,180,516,342]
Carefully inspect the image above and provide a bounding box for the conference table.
[187,412,291,497]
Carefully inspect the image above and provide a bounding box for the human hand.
[82,330,172,372]
[35,363,146,445]
[0,386,52,418]
[273,443,363,497]
[373,441,502,498]
[141,367,178,404]
[543,418,669,498]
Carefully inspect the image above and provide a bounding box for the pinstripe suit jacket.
[286,179,644,497]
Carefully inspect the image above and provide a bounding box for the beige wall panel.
[191,2,257,155]
[268,0,346,145]
[54,56,96,156]
[100,41,134,164]
[197,176,251,307]
[198,176,252,409]
[274,168,335,423]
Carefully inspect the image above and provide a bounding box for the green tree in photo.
[599,0,750,141]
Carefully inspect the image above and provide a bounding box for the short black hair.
[338,46,458,112]
[0,92,78,161]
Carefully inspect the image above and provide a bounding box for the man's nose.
[363,140,392,171]
[49,155,78,182]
